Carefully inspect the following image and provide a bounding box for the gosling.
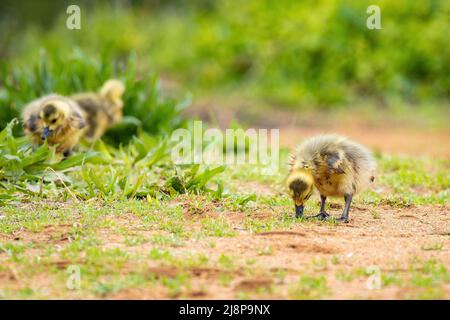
[70,79,125,141]
[22,95,86,157]
[286,135,376,222]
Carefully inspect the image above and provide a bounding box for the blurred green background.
[0,0,449,132]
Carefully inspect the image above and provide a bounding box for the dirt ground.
[104,202,449,299]
[1,106,449,299]
[1,199,449,299]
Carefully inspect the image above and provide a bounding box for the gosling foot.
[335,216,349,223]
[307,212,329,220]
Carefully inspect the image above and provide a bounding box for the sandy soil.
[109,202,450,299]
[4,199,447,299]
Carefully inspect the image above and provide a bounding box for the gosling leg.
[336,193,352,223]
[309,195,329,220]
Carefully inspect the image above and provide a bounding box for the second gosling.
[286,135,376,222]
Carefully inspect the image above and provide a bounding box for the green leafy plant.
[0,119,100,203]
[0,119,225,203]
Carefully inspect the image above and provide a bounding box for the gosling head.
[39,100,70,140]
[286,169,314,218]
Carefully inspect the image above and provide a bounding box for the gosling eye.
[51,119,57,124]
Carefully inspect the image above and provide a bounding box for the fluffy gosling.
[70,79,125,141]
[22,95,86,157]
[287,135,376,222]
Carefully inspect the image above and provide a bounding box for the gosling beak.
[41,127,52,140]
[295,204,304,218]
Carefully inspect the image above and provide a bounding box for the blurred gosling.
[70,79,125,141]
[286,135,376,222]
[22,95,86,157]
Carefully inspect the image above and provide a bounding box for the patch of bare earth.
[1,201,449,299]
[111,206,450,299]
[98,203,450,299]
[2,193,449,299]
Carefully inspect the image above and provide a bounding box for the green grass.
[332,258,450,299]
[0,185,448,299]
[289,275,329,299]
[421,242,444,251]
[200,216,237,237]
[0,119,226,205]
